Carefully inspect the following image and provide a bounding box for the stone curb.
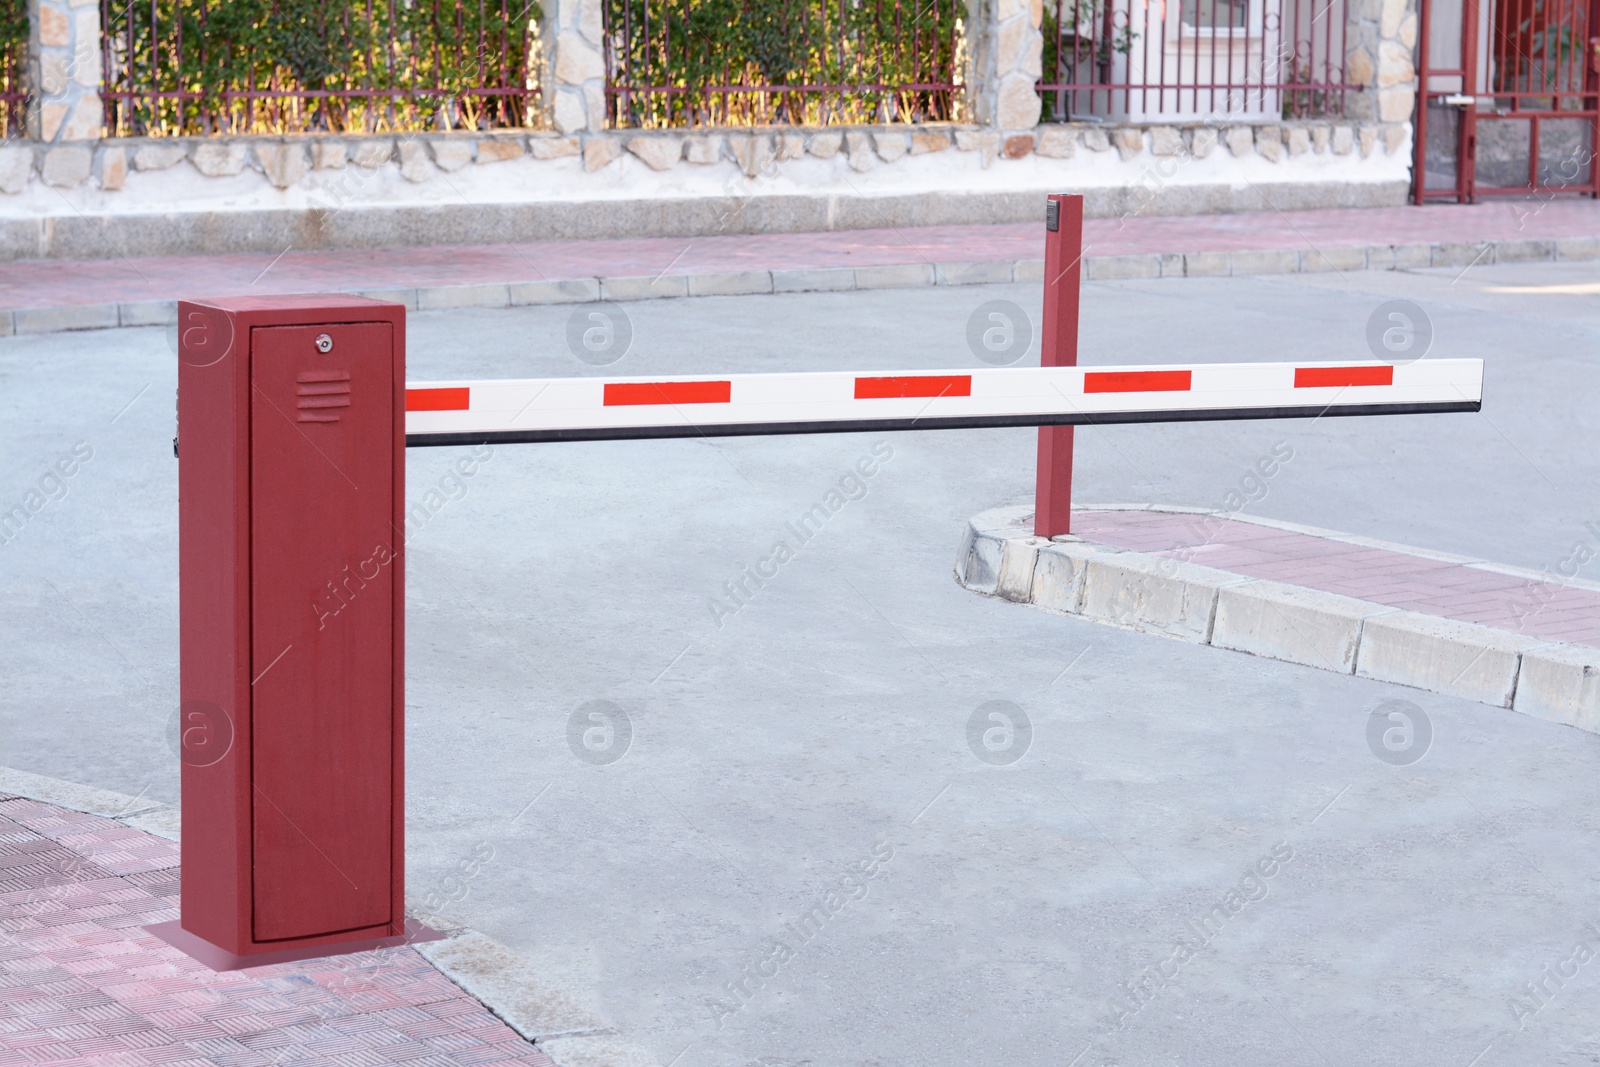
[0,766,659,1067]
[0,765,166,821]
[954,506,1600,732]
[4,233,1597,338]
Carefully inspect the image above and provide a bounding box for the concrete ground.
[3,259,1599,1066]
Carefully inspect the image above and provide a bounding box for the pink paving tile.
[1077,509,1600,649]
[1527,599,1600,619]
[1292,556,1420,579]
[1465,609,1541,626]
[1528,593,1600,615]
[1322,577,1441,595]
[1,199,1596,312]
[1417,590,1519,609]
[1418,574,1529,595]
[1519,621,1600,643]
[1543,629,1600,645]
[0,800,559,1067]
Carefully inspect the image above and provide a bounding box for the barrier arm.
[402,360,1484,448]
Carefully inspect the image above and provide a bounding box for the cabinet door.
[249,322,395,941]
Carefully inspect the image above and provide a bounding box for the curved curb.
[955,506,1600,732]
[0,765,661,1067]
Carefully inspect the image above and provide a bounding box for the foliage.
[102,0,543,136]
[1515,2,1582,90]
[606,0,965,127]
[1281,61,1336,119]
[1,0,26,137]
[0,0,24,53]
[1039,0,1138,122]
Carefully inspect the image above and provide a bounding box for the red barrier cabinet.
[166,294,425,968]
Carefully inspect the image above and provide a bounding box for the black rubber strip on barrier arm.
[404,400,1481,448]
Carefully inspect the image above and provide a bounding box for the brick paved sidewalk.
[1,199,1596,324]
[1074,508,1600,648]
[0,793,556,1067]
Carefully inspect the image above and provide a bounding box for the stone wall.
[25,0,102,145]
[0,114,1417,208]
[0,0,1422,258]
[0,117,1413,259]
[969,0,1046,144]
[539,0,606,134]
[1347,0,1420,127]
[0,117,1413,193]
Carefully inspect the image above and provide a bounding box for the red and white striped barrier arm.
[403,359,1483,446]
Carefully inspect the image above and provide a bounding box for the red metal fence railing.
[1038,0,1354,122]
[9,0,1375,141]
[1489,0,1595,170]
[604,0,965,128]
[1469,0,1596,194]
[99,1,544,137]
[2,2,26,139]
[1491,0,1591,95]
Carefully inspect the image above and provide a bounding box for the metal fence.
[2,2,25,139]
[1038,0,1353,122]
[604,0,965,128]
[99,0,544,137]
[1490,0,1591,94]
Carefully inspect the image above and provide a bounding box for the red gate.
[1415,0,1600,200]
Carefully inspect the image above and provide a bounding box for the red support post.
[1034,193,1084,538]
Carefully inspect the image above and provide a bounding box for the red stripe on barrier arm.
[406,387,470,411]
[1294,365,1395,388]
[603,381,732,406]
[1083,370,1193,393]
[853,375,973,399]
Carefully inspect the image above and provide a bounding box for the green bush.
[606,0,965,127]
[102,0,543,136]
[1,0,26,138]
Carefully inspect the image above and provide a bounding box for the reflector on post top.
[161,294,436,970]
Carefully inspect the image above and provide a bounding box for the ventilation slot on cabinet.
[297,371,351,423]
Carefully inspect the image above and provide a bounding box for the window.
[1181,0,1249,28]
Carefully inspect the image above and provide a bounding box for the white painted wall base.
[0,122,1411,261]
